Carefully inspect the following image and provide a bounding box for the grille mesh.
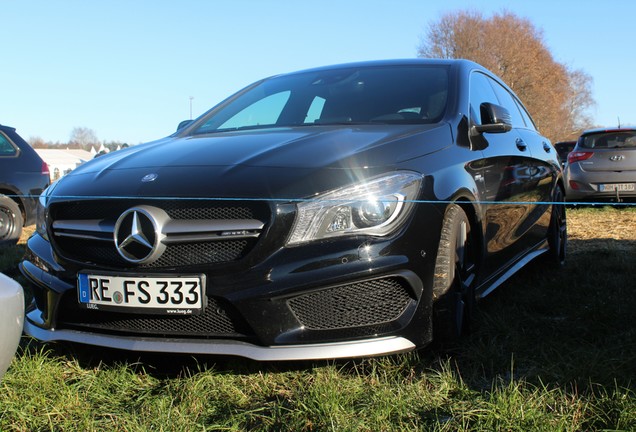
[55,237,254,268]
[288,277,413,330]
[57,294,254,338]
[51,199,265,221]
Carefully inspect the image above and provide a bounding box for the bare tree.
[418,10,595,142]
[69,127,99,150]
[565,68,595,136]
[28,136,46,148]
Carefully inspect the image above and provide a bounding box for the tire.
[0,195,23,246]
[432,204,477,343]
[545,186,567,267]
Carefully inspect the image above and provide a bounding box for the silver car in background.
[565,127,636,202]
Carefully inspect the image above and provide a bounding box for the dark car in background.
[0,124,50,245]
[565,127,636,202]
[21,59,566,360]
[554,140,576,168]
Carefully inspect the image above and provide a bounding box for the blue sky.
[1,0,634,144]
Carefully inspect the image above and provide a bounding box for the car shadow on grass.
[445,237,636,391]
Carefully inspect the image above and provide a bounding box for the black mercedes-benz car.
[21,59,566,360]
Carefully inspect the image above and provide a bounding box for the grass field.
[1,207,635,431]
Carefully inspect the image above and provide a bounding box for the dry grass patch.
[567,206,636,253]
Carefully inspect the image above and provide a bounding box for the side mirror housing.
[177,120,194,132]
[471,103,513,135]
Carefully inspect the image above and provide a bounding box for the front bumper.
[20,225,437,360]
[23,317,415,361]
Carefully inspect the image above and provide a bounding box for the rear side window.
[0,134,18,156]
[513,99,537,130]
[581,131,636,149]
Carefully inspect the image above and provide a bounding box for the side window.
[218,91,291,130]
[469,72,499,125]
[489,80,526,129]
[514,99,537,131]
[0,134,18,156]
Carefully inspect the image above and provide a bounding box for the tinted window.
[514,99,536,130]
[0,134,17,156]
[193,66,449,134]
[489,79,526,128]
[581,131,636,149]
[469,72,499,125]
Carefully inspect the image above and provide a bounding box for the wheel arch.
[445,191,485,283]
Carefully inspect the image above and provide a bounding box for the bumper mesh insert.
[288,277,413,330]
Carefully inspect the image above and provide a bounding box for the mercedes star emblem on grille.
[114,206,166,264]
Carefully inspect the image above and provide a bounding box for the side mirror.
[471,103,513,135]
[177,120,194,132]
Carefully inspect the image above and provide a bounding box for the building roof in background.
[35,149,93,167]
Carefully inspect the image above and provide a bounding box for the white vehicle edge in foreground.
[0,273,24,379]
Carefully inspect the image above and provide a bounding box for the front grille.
[56,292,254,339]
[55,237,254,268]
[52,199,264,221]
[287,277,414,330]
[49,199,269,269]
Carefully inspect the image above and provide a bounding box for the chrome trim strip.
[52,218,264,242]
[53,232,113,241]
[23,320,415,361]
[476,249,545,299]
[163,219,264,234]
[53,219,114,233]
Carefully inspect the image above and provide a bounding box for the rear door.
[469,72,550,279]
[489,80,557,247]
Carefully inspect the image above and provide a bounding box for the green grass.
[1,209,635,431]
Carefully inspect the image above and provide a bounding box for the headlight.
[286,172,422,246]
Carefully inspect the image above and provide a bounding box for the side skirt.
[475,248,546,300]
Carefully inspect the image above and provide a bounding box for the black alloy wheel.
[432,204,477,343]
[547,186,567,266]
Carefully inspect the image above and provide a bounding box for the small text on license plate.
[78,273,205,315]
[599,183,635,192]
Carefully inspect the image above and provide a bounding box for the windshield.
[581,130,636,149]
[192,65,449,134]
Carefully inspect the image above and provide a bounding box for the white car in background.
[0,273,23,379]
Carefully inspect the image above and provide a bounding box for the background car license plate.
[78,273,205,315]
[599,183,635,192]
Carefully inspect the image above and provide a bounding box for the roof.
[581,127,636,135]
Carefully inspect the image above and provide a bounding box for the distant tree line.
[28,127,129,152]
[418,10,595,142]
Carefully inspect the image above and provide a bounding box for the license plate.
[599,183,635,192]
[78,273,205,315]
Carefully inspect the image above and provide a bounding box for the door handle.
[543,142,552,153]
[515,138,527,151]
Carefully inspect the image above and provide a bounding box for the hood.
[54,124,452,200]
